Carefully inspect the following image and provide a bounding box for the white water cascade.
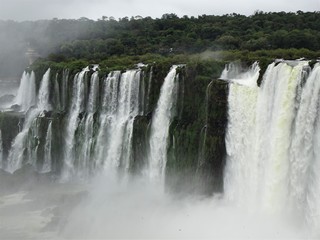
[62,68,88,180]
[41,121,53,173]
[37,69,52,111]
[95,71,121,168]
[223,62,260,207]
[289,63,320,230]
[78,72,99,177]
[224,61,320,233]
[106,70,141,170]
[96,70,142,171]
[14,71,36,112]
[6,68,52,173]
[61,68,143,178]
[148,65,179,180]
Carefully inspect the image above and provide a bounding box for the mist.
[62,172,310,239]
[0,168,312,239]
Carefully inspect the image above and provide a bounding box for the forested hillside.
[0,11,319,77]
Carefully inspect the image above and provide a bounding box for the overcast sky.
[0,0,319,21]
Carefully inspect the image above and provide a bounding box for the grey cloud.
[0,0,319,21]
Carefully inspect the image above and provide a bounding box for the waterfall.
[5,110,39,173]
[255,61,308,212]
[224,61,320,220]
[94,70,142,172]
[223,62,260,207]
[102,70,142,170]
[38,69,52,111]
[94,71,121,168]
[288,63,320,229]
[62,69,88,180]
[78,72,99,177]
[221,61,260,87]
[14,71,36,112]
[148,65,179,180]
[27,117,40,168]
[87,72,99,113]
[6,68,52,173]
[41,121,53,173]
[61,67,143,178]
[308,109,320,231]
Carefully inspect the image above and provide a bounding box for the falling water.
[87,72,99,113]
[61,68,143,178]
[221,61,260,87]
[103,70,141,170]
[308,108,320,232]
[223,62,260,207]
[6,68,52,173]
[62,69,87,180]
[78,72,99,177]
[148,65,179,180]
[288,63,320,230]
[27,117,40,168]
[37,69,52,111]
[14,71,36,112]
[41,121,53,173]
[255,61,308,212]
[94,71,121,168]
[224,61,320,232]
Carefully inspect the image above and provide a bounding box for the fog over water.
[0,80,19,97]
[0,171,311,239]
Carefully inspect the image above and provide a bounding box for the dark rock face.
[0,112,24,160]
[131,115,150,174]
[197,80,228,194]
[166,76,228,195]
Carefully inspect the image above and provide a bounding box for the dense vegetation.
[0,11,320,77]
[53,11,320,59]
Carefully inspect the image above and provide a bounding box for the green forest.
[0,11,319,77]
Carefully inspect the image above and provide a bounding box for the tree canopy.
[0,11,319,77]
